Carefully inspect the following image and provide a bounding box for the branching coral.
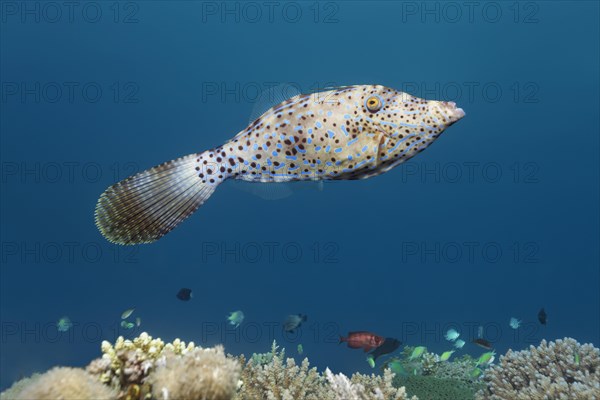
[235,341,416,400]
[1,367,116,400]
[149,345,240,400]
[86,331,196,395]
[476,337,600,400]
[235,341,325,400]
[346,369,418,400]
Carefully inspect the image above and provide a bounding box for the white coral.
[326,368,416,400]
[477,338,600,400]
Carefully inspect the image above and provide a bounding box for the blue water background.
[1,1,598,390]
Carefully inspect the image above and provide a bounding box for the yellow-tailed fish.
[95,85,465,245]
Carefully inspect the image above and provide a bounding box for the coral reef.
[476,338,600,400]
[7,334,597,400]
[0,333,418,400]
[150,345,240,400]
[394,375,479,400]
[382,346,486,399]
[0,367,116,400]
[235,341,327,400]
[86,331,197,398]
[327,368,417,400]
[388,346,482,384]
[235,341,416,400]
[0,374,41,400]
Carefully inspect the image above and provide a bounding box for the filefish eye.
[365,95,383,113]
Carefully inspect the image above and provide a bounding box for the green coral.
[394,375,480,400]
[384,346,485,398]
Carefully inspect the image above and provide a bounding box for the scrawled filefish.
[95,84,465,244]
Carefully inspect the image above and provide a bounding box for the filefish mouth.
[440,101,466,123]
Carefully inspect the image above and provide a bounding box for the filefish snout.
[430,100,466,127]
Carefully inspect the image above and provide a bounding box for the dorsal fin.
[248,83,301,123]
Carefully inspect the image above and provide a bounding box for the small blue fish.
[57,317,72,332]
[227,310,244,328]
[95,85,465,245]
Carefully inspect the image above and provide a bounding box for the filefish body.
[95,85,465,245]
[201,85,464,183]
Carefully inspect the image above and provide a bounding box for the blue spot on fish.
[334,148,342,153]
[327,129,335,138]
